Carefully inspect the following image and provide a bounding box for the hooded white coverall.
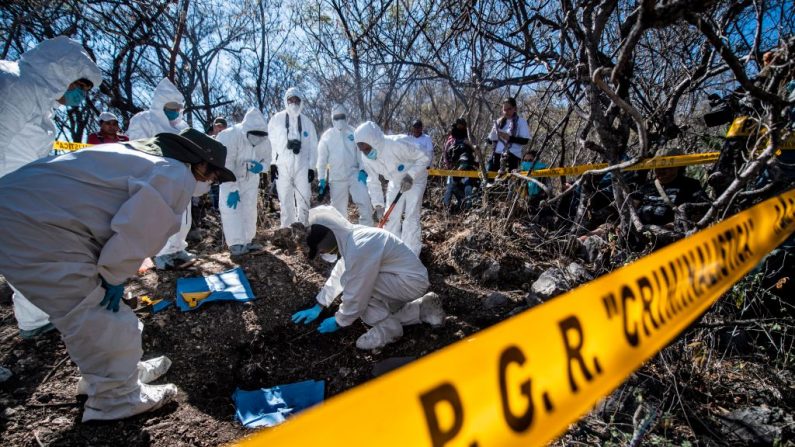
[0,36,103,334]
[311,206,431,347]
[127,78,192,258]
[217,108,271,247]
[0,145,193,421]
[354,121,429,255]
[268,87,318,228]
[316,106,372,225]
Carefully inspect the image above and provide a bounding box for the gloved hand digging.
[99,276,124,312]
[318,316,340,333]
[291,303,322,324]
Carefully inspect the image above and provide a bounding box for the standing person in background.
[354,121,429,255]
[268,87,318,227]
[127,78,198,270]
[407,119,433,167]
[88,112,129,144]
[207,116,227,137]
[0,35,102,340]
[486,97,530,175]
[217,108,271,256]
[316,104,373,225]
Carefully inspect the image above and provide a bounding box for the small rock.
[51,417,70,425]
[0,366,12,383]
[582,235,606,263]
[481,260,501,282]
[484,292,509,309]
[565,262,593,285]
[530,267,571,300]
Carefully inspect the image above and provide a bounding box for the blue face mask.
[366,148,378,160]
[520,161,532,171]
[62,87,86,107]
[164,108,180,120]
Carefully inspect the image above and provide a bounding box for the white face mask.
[193,181,211,197]
[247,134,267,146]
[287,103,301,116]
[333,119,346,131]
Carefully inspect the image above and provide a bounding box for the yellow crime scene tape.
[53,141,93,151]
[236,189,795,447]
[428,152,721,179]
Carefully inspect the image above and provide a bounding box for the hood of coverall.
[307,206,355,258]
[241,107,268,133]
[18,36,102,104]
[283,87,304,109]
[354,121,385,153]
[149,78,185,120]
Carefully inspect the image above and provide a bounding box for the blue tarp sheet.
[233,380,325,428]
[175,267,255,312]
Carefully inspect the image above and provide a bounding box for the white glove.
[374,205,385,221]
[400,174,413,192]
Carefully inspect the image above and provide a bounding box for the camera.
[702,92,747,128]
[287,139,301,154]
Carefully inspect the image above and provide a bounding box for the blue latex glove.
[358,169,368,184]
[247,160,264,174]
[291,303,322,324]
[318,316,340,334]
[99,277,124,312]
[318,178,327,194]
[227,190,241,209]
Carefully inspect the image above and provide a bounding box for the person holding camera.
[268,87,319,228]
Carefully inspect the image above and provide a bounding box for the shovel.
[378,191,403,228]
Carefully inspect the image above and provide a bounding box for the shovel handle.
[378,191,403,228]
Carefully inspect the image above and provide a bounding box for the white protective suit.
[127,78,192,257]
[0,145,193,421]
[316,106,372,225]
[217,108,271,247]
[310,206,439,349]
[354,121,429,255]
[268,87,318,227]
[0,36,102,334]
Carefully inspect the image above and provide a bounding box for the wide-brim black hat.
[155,128,236,183]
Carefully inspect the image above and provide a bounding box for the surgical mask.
[247,133,267,146]
[520,161,532,171]
[164,108,180,121]
[193,181,211,197]
[287,103,301,116]
[63,87,86,107]
[333,119,346,131]
[366,149,378,160]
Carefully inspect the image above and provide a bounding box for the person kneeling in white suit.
[291,206,445,350]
